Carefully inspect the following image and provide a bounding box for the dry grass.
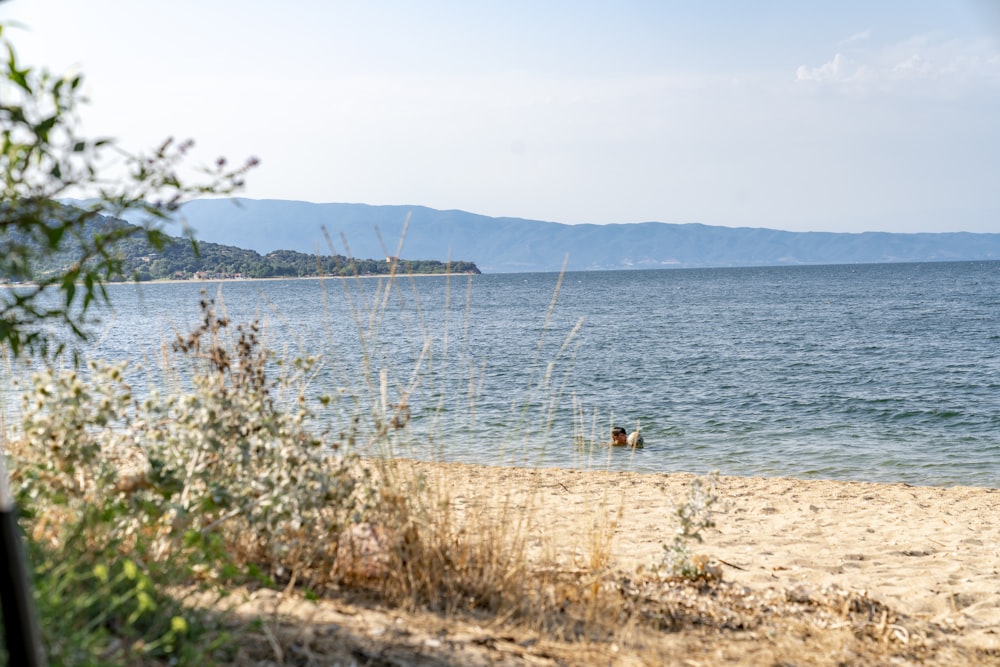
[193,457,994,667]
[204,581,993,667]
[181,465,996,667]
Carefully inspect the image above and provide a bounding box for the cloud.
[840,29,872,45]
[891,53,930,77]
[795,53,872,84]
[795,34,1000,94]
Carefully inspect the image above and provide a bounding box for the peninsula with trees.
[2,210,480,284]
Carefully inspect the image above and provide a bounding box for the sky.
[1,0,998,234]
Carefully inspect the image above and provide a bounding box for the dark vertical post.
[0,454,44,666]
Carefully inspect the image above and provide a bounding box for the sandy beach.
[485,466,996,627]
[220,461,1000,665]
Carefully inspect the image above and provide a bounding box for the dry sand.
[223,461,1000,665]
[418,463,1000,642]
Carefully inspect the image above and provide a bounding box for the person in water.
[611,426,644,448]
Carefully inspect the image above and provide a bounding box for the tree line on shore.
[3,211,480,283]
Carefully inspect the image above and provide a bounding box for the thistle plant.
[11,296,371,589]
[135,296,367,584]
[656,471,721,580]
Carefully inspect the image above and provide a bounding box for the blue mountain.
[154,199,1000,273]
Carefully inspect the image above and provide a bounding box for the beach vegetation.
[655,470,723,580]
[8,295,369,663]
[6,283,607,660]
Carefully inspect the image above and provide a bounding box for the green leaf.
[63,280,76,307]
[34,115,57,140]
[0,29,255,360]
[44,224,65,248]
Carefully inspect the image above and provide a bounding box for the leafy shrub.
[6,294,386,662]
[13,296,370,589]
[27,540,227,666]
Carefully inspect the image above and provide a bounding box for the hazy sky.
[1,0,998,233]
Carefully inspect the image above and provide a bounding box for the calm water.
[48,261,1000,487]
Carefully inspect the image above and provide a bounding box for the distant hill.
[109,198,1000,273]
[18,207,478,282]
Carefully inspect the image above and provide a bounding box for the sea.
[20,260,1000,488]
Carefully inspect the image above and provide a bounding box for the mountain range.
[119,199,999,274]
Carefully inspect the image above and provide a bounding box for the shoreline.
[1,271,480,290]
[115,271,479,286]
